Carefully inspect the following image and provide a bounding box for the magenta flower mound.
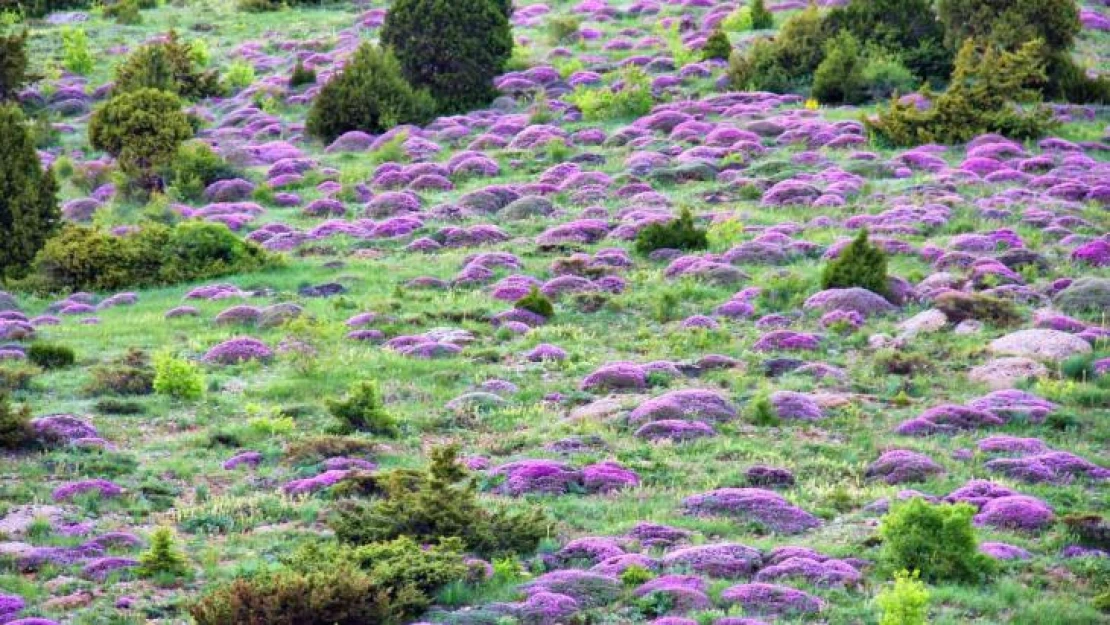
[7,619,62,625]
[282,469,350,495]
[986,451,1110,484]
[629,389,737,425]
[713,619,771,625]
[582,461,639,493]
[634,419,717,442]
[555,537,626,566]
[769,391,824,421]
[52,479,123,501]
[943,480,1018,508]
[30,414,98,445]
[591,553,660,576]
[661,543,762,578]
[980,542,1032,560]
[323,457,376,471]
[203,337,273,365]
[803,288,896,317]
[651,618,698,625]
[638,580,713,613]
[491,459,583,496]
[524,343,568,362]
[627,522,692,548]
[515,591,579,625]
[0,592,25,620]
[720,582,823,616]
[222,451,263,470]
[965,389,1057,423]
[580,362,647,391]
[974,495,1055,531]
[976,436,1048,455]
[520,570,622,608]
[865,450,944,484]
[682,488,821,534]
[81,556,139,581]
[894,404,1004,435]
[752,330,821,352]
[745,465,796,488]
[754,556,861,587]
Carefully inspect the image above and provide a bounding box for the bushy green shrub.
[728,5,827,92]
[875,570,929,625]
[934,291,1021,326]
[381,0,513,114]
[306,43,435,143]
[634,207,708,255]
[153,353,204,400]
[329,445,549,558]
[113,30,222,99]
[702,29,732,61]
[0,104,61,280]
[190,564,403,625]
[546,14,580,44]
[879,498,995,583]
[721,6,753,32]
[61,27,94,75]
[0,0,88,18]
[620,565,655,587]
[28,343,75,369]
[515,285,554,319]
[824,0,951,83]
[938,0,1078,55]
[86,350,155,396]
[104,0,142,24]
[867,39,1054,147]
[289,60,316,88]
[89,88,195,191]
[566,66,654,121]
[0,391,33,450]
[821,229,888,296]
[224,60,255,93]
[749,0,773,29]
[812,31,866,104]
[861,49,919,100]
[327,381,398,436]
[138,526,190,578]
[28,222,272,292]
[166,140,239,202]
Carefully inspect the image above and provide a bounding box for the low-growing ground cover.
[0,0,1108,623]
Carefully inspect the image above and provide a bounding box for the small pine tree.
[821,229,889,297]
[879,498,995,583]
[634,207,709,255]
[702,29,732,61]
[0,31,30,102]
[113,30,222,100]
[88,88,195,191]
[0,391,33,450]
[812,31,866,104]
[515,285,554,319]
[0,104,61,280]
[750,0,774,29]
[138,526,190,578]
[306,43,436,143]
[876,570,929,625]
[326,381,398,436]
[381,0,513,114]
[289,60,316,88]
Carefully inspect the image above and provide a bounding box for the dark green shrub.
[0,366,36,393]
[934,291,1021,326]
[327,381,398,436]
[820,230,888,296]
[0,0,88,18]
[166,140,239,202]
[289,60,316,88]
[812,31,866,104]
[0,31,30,102]
[861,49,919,100]
[1062,514,1109,551]
[867,39,1054,147]
[27,343,76,369]
[236,0,278,11]
[306,43,435,143]
[94,398,145,415]
[381,0,513,114]
[0,391,33,450]
[138,526,190,578]
[113,31,222,99]
[329,445,549,558]
[938,0,1078,54]
[285,435,379,464]
[89,89,195,191]
[87,363,155,396]
[634,207,708,255]
[879,498,995,583]
[728,5,827,92]
[105,0,142,24]
[190,564,405,625]
[702,29,732,61]
[750,0,773,29]
[515,285,554,319]
[823,0,952,83]
[748,394,779,426]
[28,222,272,292]
[1052,53,1110,104]
[0,104,61,280]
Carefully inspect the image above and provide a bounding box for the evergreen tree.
[702,29,732,61]
[821,229,889,296]
[88,88,194,191]
[0,30,30,102]
[138,526,190,578]
[381,0,513,114]
[749,0,773,29]
[0,104,61,280]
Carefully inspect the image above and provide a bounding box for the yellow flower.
[804,98,819,110]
